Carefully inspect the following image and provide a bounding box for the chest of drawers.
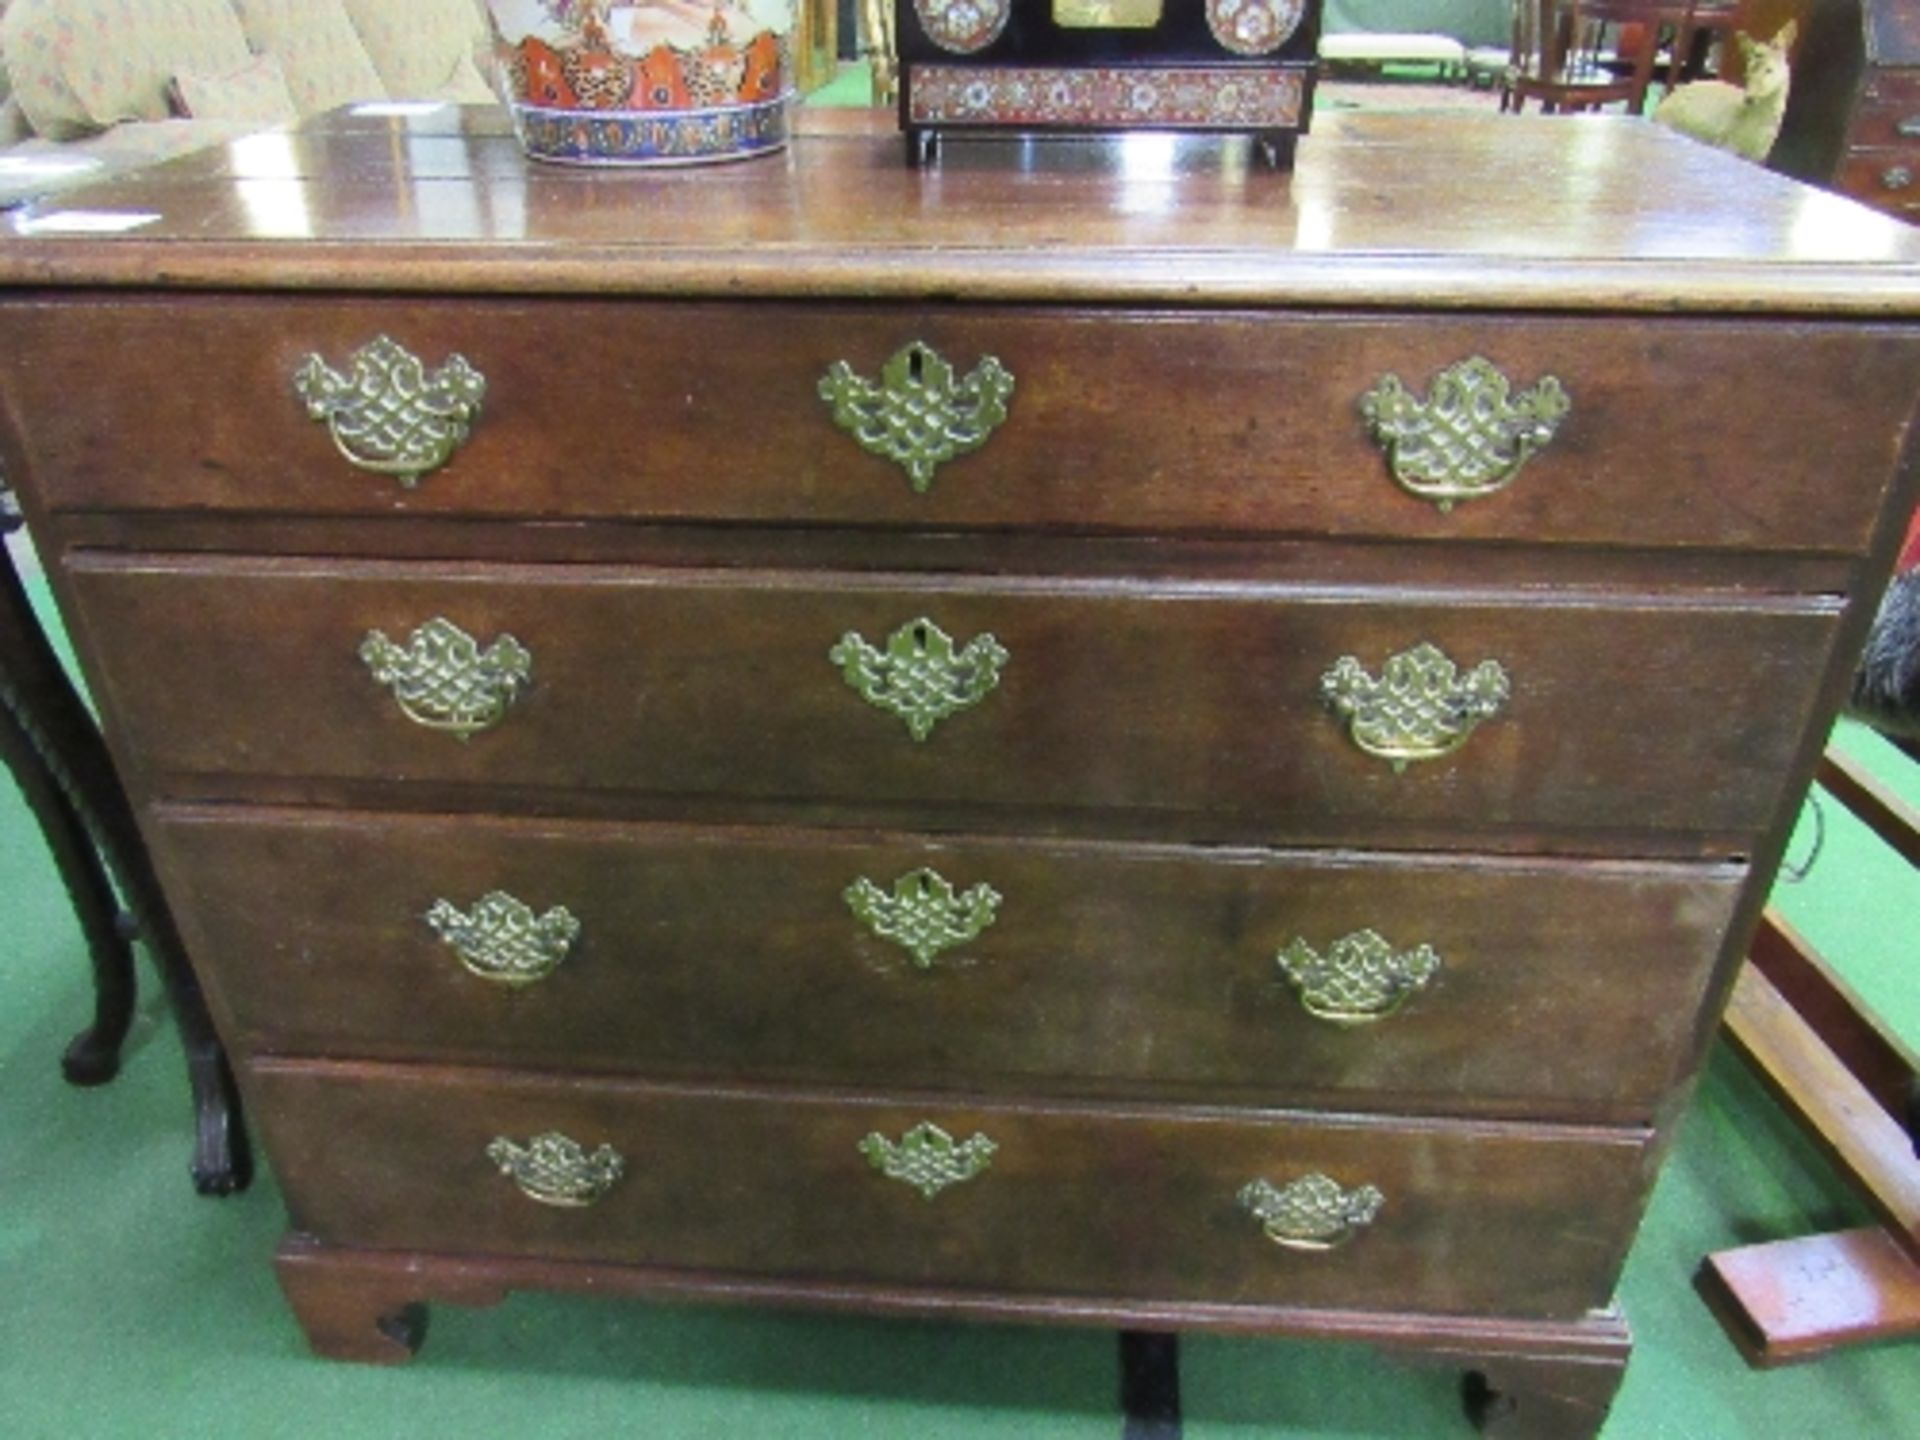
[1773,0,1920,215]
[4,106,1920,1438]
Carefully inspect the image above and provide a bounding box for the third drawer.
[157,804,1741,1121]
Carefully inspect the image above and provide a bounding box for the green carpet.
[2,562,1915,1437]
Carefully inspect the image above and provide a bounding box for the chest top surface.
[6,106,1920,314]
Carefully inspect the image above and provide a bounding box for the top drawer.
[2,297,1912,553]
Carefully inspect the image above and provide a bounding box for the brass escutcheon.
[1320,642,1509,772]
[859,1121,997,1199]
[294,336,486,487]
[1360,357,1569,511]
[830,617,1008,741]
[1276,929,1442,1025]
[487,1132,624,1207]
[359,617,532,740]
[845,867,1001,969]
[426,891,581,985]
[1238,1173,1384,1251]
[818,341,1014,493]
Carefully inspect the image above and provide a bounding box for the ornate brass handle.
[1320,642,1509,772]
[1359,357,1570,511]
[817,341,1015,493]
[830,617,1008,741]
[486,1131,624,1207]
[1238,1173,1384,1251]
[1885,166,1916,191]
[1899,116,1920,138]
[426,891,580,985]
[845,867,1001,969]
[859,1121,997,1198]
[1276,929,1441,1025]
[359,617,532,739]
[294,336,486,487]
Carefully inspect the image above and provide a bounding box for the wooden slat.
[1749,908,1919,1134]
[1816,747,1920,868]
[1697,1227,1920,1366]
[1722,963,1920,1258]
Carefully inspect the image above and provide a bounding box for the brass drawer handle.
[830,616,1008,741]
[426,891,581,985]
[1885,166,1915,191]
[1360,357,1570,511]
[859,1121,997,1198]
[818,341,1015,493]
[1320,642,1509,772]
[486,1131,624,1207]
[360,617,532,739]
[1238,1173,1385,1251]
[294,336,486,487]
[1898,116,1920,138]
[1276,929,1442,1025]
[845,866,1002,969]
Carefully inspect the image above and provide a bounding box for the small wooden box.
[894,0,1322,165]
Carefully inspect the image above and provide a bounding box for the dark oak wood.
[250,1058,1649,1320]
[156,804,1740,1123]
[4,108,1920,1433]
[66,555,1839,844]
[1773,0,1920,215]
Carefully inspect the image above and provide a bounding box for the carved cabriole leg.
[274,1238,509,1364]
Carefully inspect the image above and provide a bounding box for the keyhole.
[908,347,925,382]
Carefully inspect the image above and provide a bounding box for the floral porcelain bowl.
[486,0,793,165]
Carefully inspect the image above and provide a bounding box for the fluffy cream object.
[1652,23,1797,162]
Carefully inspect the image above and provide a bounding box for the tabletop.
[4,104,1920,314]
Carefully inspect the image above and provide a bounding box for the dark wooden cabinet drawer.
[72,555,1838,846]
[4,296,1915,553]
[1836,147,1920,211]
[250,1060,1650,1320]
[158,805,1741,1122]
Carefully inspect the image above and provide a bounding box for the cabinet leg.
[1457,1349,1629,1439]
[274,1238,509,1364]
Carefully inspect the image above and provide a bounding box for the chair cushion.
[1,0,103,139]
[46,0,253,130]
[170,50,297,124]
[340,0,488,102]
[230,0,386,116]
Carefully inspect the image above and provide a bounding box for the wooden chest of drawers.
[1773,0,1920,215]
[5,107,1920,1437]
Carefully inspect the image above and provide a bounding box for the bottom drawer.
[250,1062,1651,1320]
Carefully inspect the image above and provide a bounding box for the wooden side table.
[0,476,249,1195]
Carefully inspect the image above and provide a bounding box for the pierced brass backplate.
[486,1132,624,1207]
[845,867,1001,969]
[817,341,1015,493]
[359,617,532,739]
[1276,929,1441,1025]
[830,617,1008,741]
[294,336,486,487]
[1238,1173,1384,1251]
[1360,357,1569,511]
[426,891,581,985]
[859,1121,997,1198]
[1320,642,1509,771]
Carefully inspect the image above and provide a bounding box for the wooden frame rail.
[1696,747,1920,1365]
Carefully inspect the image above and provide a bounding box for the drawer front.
[249,1062,1650,1319]
[159,807,1741,1120]
[1836,148,1920,212]
[75,556,1837,842]
[5,297,1915,552]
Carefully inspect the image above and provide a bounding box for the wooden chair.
[1696,745,1920,1363]
[1504,0,1659,112]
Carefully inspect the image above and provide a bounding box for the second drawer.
[159,805,1740,1120]
[75,555,1836,847]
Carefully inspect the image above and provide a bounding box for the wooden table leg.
[0,514,250,1193]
